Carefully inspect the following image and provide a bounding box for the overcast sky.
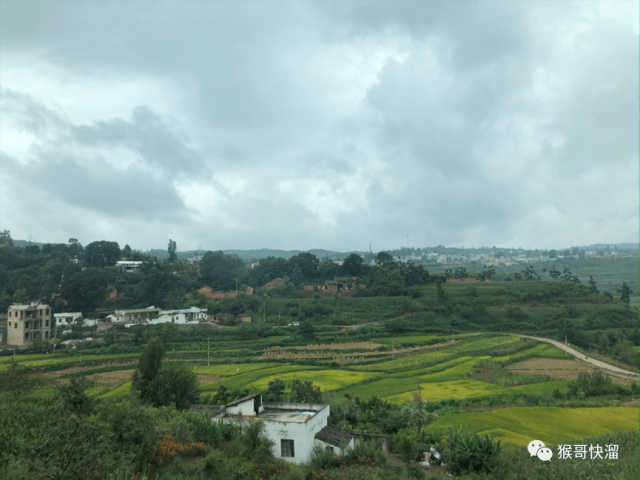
[1,1,638,253]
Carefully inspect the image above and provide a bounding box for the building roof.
[226,390,267,407]
[189,405,226,417]
[314,426,353,447]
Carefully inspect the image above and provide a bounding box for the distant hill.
[560,243,639,251]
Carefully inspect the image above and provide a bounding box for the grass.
[244,369,379,391]
[100,382,132,399]
[86,386,105,396]
[193,363,281,376]
[30,388,55,398]
[426,406,639,448]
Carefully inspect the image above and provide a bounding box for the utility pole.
[208,337,210,367]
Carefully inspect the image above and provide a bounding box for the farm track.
[511,334,640,380]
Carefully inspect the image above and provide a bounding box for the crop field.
[387,356,473,377]
[339,376,417,399]
[0,353,141,371]
[427,407,639,448]
[534,344,571,358]
[421,357,491,382]
[199,365,321,392]
[449,336,519,353]
[350,349,455,371]
[492,344,550,362]
[244,369,379,391]
[393,379,507,403]
[100,382,132,399]
[193,363,281,376]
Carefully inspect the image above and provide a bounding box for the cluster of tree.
[131,335,200,410]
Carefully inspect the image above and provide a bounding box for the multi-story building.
[7,302,52,346]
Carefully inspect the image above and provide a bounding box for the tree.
[290,380,322,403]
[288,252,319,278]
[0,230,14,247]
[122,244,132,259]
[167,239,177,263]
[436,279,445,302]
[548,266,561,279]
[84,240,120,268]
[266,378,286,402]
[548,249,557,259]
[588,276,598,294]
[299,320,314,341]
[200,250,245,290]
[375,251,395,269]
[151,362,200,410]
[342,253,365,276]
[619,282,631,304]
[131,336,199,409]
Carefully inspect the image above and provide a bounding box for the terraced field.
[245,369,378,391]
[199,364,321,392]
[427,407,639,448]
[193,363,281,376]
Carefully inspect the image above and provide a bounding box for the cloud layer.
[1,1,637,251]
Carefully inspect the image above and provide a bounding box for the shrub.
[443,425,501,475]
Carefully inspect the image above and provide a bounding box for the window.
[14,323,17,329]
[8,322,10,326]
[46,320,49,327]
[281,439,295,458]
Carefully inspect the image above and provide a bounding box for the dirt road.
[511,334,639,380]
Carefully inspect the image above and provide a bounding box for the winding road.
[511,334,639,380]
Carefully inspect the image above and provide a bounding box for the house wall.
[262,405,330,464]
[313,437,354,455]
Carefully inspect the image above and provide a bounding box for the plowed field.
[505,358,635,385]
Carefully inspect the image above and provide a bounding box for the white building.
[54,312,83,327]
[115,261,143,272]
[197,392,354,464]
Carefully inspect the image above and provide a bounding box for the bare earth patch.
[506,358,635,385]
[196,374,223,385]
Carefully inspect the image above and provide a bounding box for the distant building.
[264,278,285,289]
[54,312,83,327]
[7,302,52,346]
[115,261,143,272]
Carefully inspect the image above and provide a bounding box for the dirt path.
[510,334,639,381]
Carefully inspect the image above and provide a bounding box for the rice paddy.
[193,363,281,376]
[427,407,639,448]
[100,382,132,399]
[244,369,379,391]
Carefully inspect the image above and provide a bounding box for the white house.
[116,261,143,272]
[196,392,354,464]
[54,312,83,327]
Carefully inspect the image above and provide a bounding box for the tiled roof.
[314,426,353,447]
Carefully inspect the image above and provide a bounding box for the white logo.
[537,447,553,461]
[528,440,553,461]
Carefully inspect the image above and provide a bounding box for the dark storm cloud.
[0,1,637,250]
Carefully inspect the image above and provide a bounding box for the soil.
[505,358,635,385]
[196,374,223,385]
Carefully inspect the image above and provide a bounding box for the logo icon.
[537,447,553,461]
[528,440,553,461]
[528,440,545,457]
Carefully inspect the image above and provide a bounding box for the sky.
[1,0,638,253]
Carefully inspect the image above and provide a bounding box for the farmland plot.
[244,369,378,391]
[427,407,639,448]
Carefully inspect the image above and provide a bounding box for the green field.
[199,365,321,392]
[100,382,132,399]
[194,363,281,376]
[427,407,639,448]
[0,353,141,371]
[245,369,379,391]
[371,335,443,345]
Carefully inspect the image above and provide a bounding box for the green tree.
[122,244,132,259]
[375,251,395,269]
[299,320,314,341]
[200,250,245,290]
[56,376,95,416]
[266,378,286,402]
[151,362,200,410]
[290,380,322,403]
[84,240,120,267]
[341,253,365,276]
[0,229,14,247]
[619,282,631,304]
[288,252,319,278]
[168,239,177,263]
[588,276,598,294]
[132,335,165,400]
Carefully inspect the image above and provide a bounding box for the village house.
[115,261,143,272]
[105,306,161,324]
[192,392,354,464]
[6,302,52,346]
[54,312,83,327]
[185,286,254,300]
[263,278,285,289]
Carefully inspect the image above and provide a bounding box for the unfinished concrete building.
[6,302,52,346]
